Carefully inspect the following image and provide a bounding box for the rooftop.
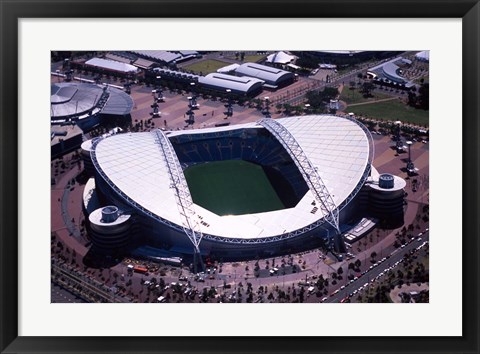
[85,58,138,73]
[130,50,181,64]
[235,62,294,84]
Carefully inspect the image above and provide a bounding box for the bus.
[133,265,148,274]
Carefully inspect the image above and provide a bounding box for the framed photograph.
[1,0,479,353]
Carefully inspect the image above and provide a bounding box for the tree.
[293,105,304,115]
[418,83,429,110]
[370,251,377,262]
[407,91,417,107]
[296,56,320,70]
[361,82,376,97]
[283,103,293,115]
[306,87,339,111]
[354,259,361,269]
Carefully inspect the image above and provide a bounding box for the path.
[347,97,398,107]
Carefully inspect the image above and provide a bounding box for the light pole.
[151,90,160,118]
[304,103,310,115]
[264,96,271,118]
[189,82,198,110]
[155,76,164,102]
[225,89,233,118]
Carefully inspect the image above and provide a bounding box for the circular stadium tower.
[367,168,406,227]
[88,206,132,254]
[88,115,374,261]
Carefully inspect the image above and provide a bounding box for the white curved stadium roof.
[93,115,371,240]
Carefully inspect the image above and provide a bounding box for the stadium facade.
[82,115,405,261]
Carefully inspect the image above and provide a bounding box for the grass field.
[184,160,285,216]
[348,99,429,126]
[340,87,392,105]
[183,59,230,74]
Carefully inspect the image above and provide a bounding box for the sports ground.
[184,160,285,216]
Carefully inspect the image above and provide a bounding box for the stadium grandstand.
[82,115,405,263]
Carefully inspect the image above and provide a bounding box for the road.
[325,231,429,303]
[51,282,87,303]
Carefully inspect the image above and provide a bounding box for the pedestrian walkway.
[347,97,398,107]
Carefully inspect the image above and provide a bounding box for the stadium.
[51,82,134,131]
[51,82,134,158]
[83,114,405,262]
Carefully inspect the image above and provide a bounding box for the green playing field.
[184,160,285,216]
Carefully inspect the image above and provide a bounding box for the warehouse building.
[234,62,295,89]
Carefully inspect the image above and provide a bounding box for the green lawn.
[340,87,392,105]
[183,59,230,74]
[184,160,285,216]
[348,99,429,126]
[243,54,266,63]
[226,54,266,63]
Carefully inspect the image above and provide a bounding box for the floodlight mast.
[153,130,204,272]
[257,118,345,252]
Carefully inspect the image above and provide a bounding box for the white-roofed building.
[367,57,414,88]
[130,50,182,64]
[216,63,240,74]
[85,115,405,260]
[266,51,296,65]
[235,62,295,88]
[199,73,264,96]
[415,51,430,62]
[104,53,133,64]
[85,58,139,74]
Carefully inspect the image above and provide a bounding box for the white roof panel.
[131,50,181,63]
[85,58,138,73]
[199,73,264,94]
[235,62,294,85]
[266,51,296,64]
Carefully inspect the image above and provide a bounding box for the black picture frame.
[1,1,479,353]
